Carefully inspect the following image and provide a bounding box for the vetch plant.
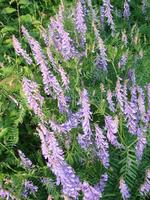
[1,0,149,199]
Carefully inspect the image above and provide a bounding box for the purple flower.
[0,186,16,200]
[123,0,131,20]
[94,173,108,193]
[18,149,33,169]
[103,0,115,35]
[21,26,68,113]
[94,24,108,71]
[122,31,128,46]
[75,1,87,47]
[12,35,32,64]
[140,169,150,195]
[116,78,124,111]
[95,124,109,168]
[78,89,92,149]
[128,69,136,85]
[124,100,138,135]
[107,89,115,112]
[49,17,78,60]
[22,77,44,118]
[82,182,101,200]
[49,111,82,134]
[37,124,81,198]
[57,66,70,91]
[137,86,147,123]
[135,129,147,162]
[105,115,122,148]
[147,84,150,122]
[119,178,131,200]
[118,53,128,68]
[22,181,38,198]
[100,6,105,27]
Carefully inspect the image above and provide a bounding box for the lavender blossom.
[119,178,131,200]
[22,26,68,113]
[116,78,124,111]
[37,124,81,198]
[94,24,108,71]
[103,0,115,35]
[18,149,33,169]
[137,86,147,122]
[105,115,122,148]
[75,1,87,47]
[94,173,108,193]
[128,69,136,85]
[95,124,109,168]
[118,53,128,68]
[57,66,70,91]
[49,111,82,134]
[49,17,78,60]
[100,6,105,27]
[22,77,44,118]
[124,100,138,135]
[82,182,101,200]
[0,186,16,200]
[147,84,150,122]
[135,129,147,162]
[123,0,131,20]
[22,181,38,198]
[122,31,128,46]
[140,169,150,195]
[107,89,115,112]
[78,89,92,149]
[12,35,32,64]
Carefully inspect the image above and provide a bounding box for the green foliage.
[0,0,150,199]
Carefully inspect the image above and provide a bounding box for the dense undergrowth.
[0,0,150,199]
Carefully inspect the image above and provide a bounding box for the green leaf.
[3,7,16,14]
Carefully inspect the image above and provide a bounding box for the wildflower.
[75,1,87,47]
[128,69,136,85]
[123,0,131,20]
[135,129,147,162]
[107,89,115,112]
[49,111,82,134]
[118,53,128,68]
[49,17,78,60]
[78,89,92,149]
[119,178,131,200]
[95,124,109,168]
[100,6,105,27]
[94,173,108,193]
[147,84,150,122]
[82,182,101,200]
[22,77,44,118]
[124,100,138,135]
[12,35,32,64]
[57,66,70,91]
[116,78,124,111]
[94,24,108,71]
[105,115,122,148]
[37,124,81,198]
[18,149,33,169]
[22,181,38,198]
[22,26,68,113]
[122,31,128,46]
[140,169,150,195]
[0,186,16,200]
[103,0,115,35]
[137,86,146,123]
